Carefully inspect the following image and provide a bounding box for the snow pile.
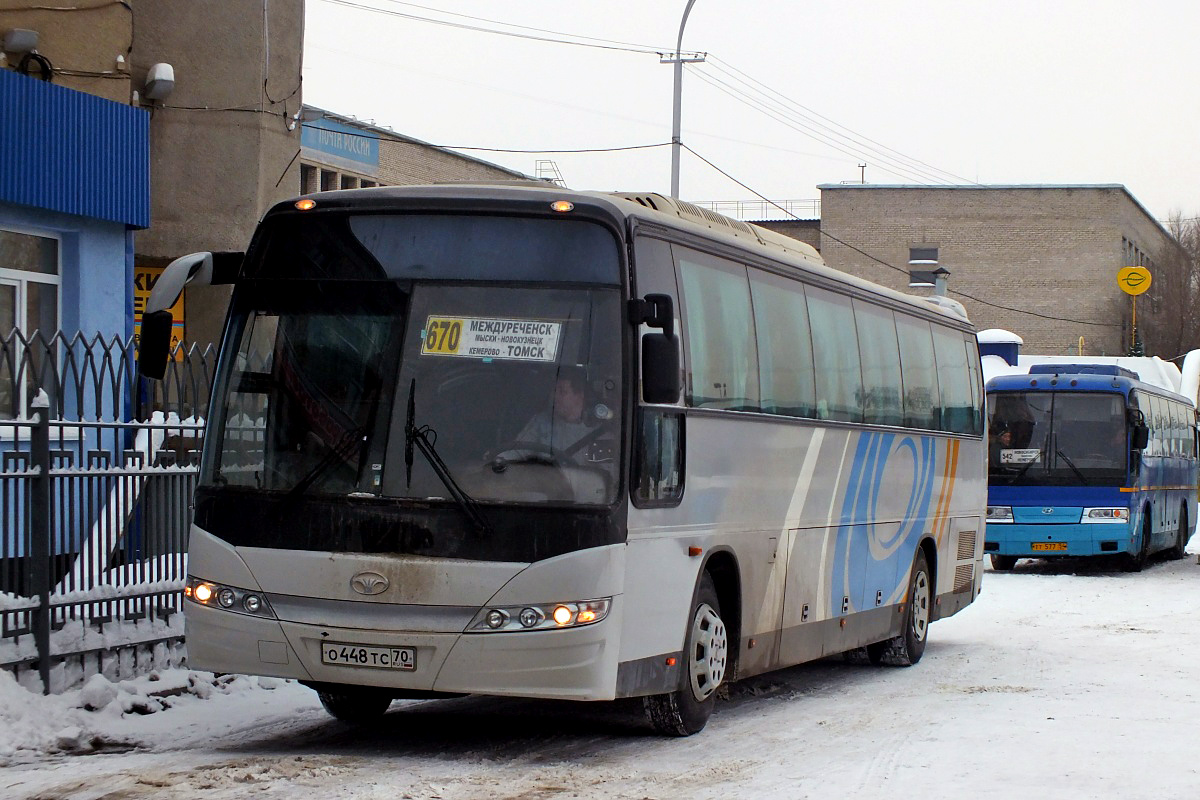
[0,667,297,764]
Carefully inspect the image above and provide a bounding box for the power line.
[679,143,1119,329]
[685,67,942,185]
[312,1,974,190]
[707,57,978,186]
[314,0,667,54]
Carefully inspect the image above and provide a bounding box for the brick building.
[813,185,1177,356]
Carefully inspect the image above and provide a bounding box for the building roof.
[301,105,534,181]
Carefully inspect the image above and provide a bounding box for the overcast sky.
[301,1,1200,222]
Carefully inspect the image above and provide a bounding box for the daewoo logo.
[350,572,389,596]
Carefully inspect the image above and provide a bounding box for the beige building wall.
[817,186,1176,356]
[0,1,133,103]
[129,1,305,348]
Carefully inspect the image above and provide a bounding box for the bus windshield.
[204,280,623,507]
[988,390,1128,486]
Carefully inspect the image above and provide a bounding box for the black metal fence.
[1,330,215,692]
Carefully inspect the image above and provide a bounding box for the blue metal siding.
[0,69,149,228]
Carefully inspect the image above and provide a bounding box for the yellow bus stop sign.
[1118,266,1151,295]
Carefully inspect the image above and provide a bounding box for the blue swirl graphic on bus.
[831,432,939,612]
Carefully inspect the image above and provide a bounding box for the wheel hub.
[689,602,727,700]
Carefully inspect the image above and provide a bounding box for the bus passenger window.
[633,410,684,505]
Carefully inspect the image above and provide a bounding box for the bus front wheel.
[876,548,931,667]
[990,554,1018,571]
[644,572,728,736]
[316,687,393,724]
[1124,515,1152,572]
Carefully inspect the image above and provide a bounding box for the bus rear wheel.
[989,554,1018,571]
[644,573,727,736]
[316,686,393,723]
[876,548,931,667]
[1169,505,1189,560]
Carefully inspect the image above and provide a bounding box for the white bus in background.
[139,184,987,736]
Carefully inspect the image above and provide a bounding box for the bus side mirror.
[631,293,680,404]
[1131,424,1149,451]
[138,310,174,380]
[643,333,680,404]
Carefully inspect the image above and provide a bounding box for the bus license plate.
[320,642,416,671]
[1031,542,1068,552]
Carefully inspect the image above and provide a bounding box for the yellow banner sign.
[133,265,186,359]
[1117,266,1152,296]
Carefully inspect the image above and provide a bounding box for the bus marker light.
[294,198,317,211]
[194,583,214,603]
[665,657,677,666]
[552,606,573,626]
[688,546,702,557]
[550,200,574,213]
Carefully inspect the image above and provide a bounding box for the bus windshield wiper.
[405,378,493,537]
[1060,448,1089,484]
[275,424,367,514]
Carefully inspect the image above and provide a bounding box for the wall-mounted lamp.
[144,62,174,101]
[3,28,38,54]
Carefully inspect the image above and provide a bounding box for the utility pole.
[661,0,706,198]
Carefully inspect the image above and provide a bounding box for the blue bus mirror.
[1131,424,1149,451]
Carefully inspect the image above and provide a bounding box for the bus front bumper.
[184,598,620,701]
[984,522,1134,557]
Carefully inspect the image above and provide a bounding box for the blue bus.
[985,364,1197,571]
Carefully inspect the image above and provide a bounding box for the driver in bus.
[513,367,613,464]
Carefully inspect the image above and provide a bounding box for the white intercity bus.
[139,184,986,735]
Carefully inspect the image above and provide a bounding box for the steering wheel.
[484,440,571,471]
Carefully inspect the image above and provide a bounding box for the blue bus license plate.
[321,642,416,670]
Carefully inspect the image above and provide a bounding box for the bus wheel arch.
[702,549,742,682]
[1124,508,1152,572]
[643,553,739,737]
[876,544,933,667]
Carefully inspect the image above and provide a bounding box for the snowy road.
[5,551,1200,800]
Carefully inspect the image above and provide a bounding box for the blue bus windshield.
[988,390,1128,486]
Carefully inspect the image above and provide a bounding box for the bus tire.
[878,548,931,667]
[316,687,392,723]
[644,572,728,736]
[1123,514,1151,572]
[989,554,1018,571]
[1169,505,1189,560]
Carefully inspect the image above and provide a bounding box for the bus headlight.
[987,506,1014,522]
[1083,508,1130,523]
[468,598,612,633]
[185,576,275,618]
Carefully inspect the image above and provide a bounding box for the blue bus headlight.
[1083,508,1129,523]
[987,506,1014,522]
[468,598,611,633]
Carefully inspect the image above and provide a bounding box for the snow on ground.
[4,549,1200,800]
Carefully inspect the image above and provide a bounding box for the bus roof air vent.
[608,192,824,267]
[1027,364,1139,379]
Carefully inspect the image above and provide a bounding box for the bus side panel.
[622,415,985,690]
